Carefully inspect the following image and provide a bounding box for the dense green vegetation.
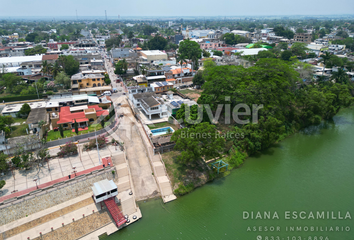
[177,39,202,70]
[114,59,128,75]
[172,58,353,170]
[25,45,47,56]
[57,55,79,76]
[221,33,251,45]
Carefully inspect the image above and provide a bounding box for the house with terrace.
[71,73,112,95]
[130,91,197,120]
[50,105,109,131]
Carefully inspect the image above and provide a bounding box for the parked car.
[101,91,112,96]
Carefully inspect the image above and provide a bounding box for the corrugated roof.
[92,179,117,196]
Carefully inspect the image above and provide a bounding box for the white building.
[1,101,46,118]
[92,179,118,204]
[140,50,168,62]
[0,55,43,68]
[130,91,197,119]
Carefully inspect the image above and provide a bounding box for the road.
[99,47,159,200]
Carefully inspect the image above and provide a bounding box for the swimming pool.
[151,127,174,136]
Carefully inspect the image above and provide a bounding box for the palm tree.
[140,65,147,75]
[331,68,349,84]
[52,61,61,78]
[41,60,48,76]
[176,53,186,82]
[320,51,331,76]
[121,59,128,73]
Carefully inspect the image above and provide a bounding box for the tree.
[114,59,128,75]
[105,36,122,50]
[0,180,5,193]
[336,30,349,39]
[212,50,223,57]
[25,32,39,42]
[291,42,308,59]
[52,61,62,78]
[142,25,157,36]
[41,60,49,76]
[61,44,69,50]
[293,61,315,81]
[257,50,275,59]
[55,72,71,89]
[59,124,64,138]
[202,49,210,58]
[74,120,79,135]
[331,68,349,84]
[18,103,31,118]
[281,50,292,61]
[192,71,205,87]
[0,73,23,93]
[273,26,294,39]
[0,153,8,172]
[178,39,202,69]
[176,53,186,79]
[58,55,79,76]
[147,34,168,50]
[221,33,251,45]
[104,73,111,85]
[171,122,225,165]
[25,45,47,56]
[296,28,305,33]
[128,31,134,41]
[277,42,288,50]
[0,115,14,136]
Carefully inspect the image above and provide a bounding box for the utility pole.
[105,10,107,23]
[95,130,102,165]
[76,9,78,21]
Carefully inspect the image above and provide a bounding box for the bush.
[227,148,247,168]
[1,94,43,103]
[58,142,78,157]
[46,91,54,95]
[173,183,194,196]
[83,136,107,151]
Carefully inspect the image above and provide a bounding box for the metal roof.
[88,96,100,103]
[91,179,117,196]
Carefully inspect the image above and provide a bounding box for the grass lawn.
[147,122,178,131]
[46,124,103,141]
[9,124,28,138]
[13,117,27,124]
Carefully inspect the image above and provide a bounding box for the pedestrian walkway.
[0,145,121,199]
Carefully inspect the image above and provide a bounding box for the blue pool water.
[151,127,174,136]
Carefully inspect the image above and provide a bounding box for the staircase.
[104,197,127,227]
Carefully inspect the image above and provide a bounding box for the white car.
[101,91,112,96]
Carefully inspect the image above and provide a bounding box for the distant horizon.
[1,0,353,19]
[0,14,354,21]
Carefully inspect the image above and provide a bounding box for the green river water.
[107,108,354,240]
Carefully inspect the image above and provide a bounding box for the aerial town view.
[0,0,354,239]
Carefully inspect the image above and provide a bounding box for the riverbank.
[162,107,353,197]
[106,107,354,240]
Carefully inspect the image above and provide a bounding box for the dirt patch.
[179,89,203,102]
[1,198,94,240]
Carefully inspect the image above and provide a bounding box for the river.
[107,108,354,240]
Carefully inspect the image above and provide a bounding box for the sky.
[0,0,353,18]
